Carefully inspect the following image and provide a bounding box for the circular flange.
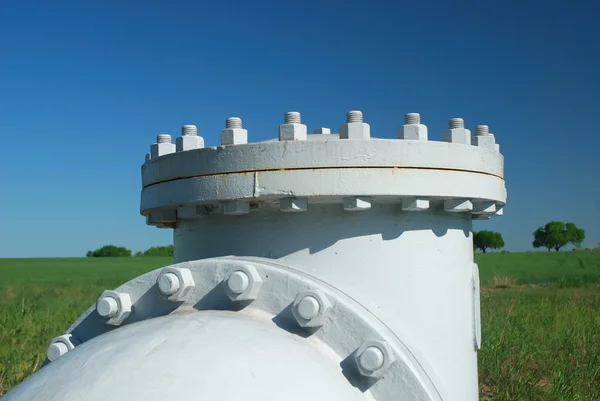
[142,139,504,188]
[54,257,443,401]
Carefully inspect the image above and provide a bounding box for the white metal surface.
[4,111,506,401]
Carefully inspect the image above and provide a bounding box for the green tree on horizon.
[473,230,505,253]
[136,245,174,257]
[86,245,132,257]
[533,221,585,251]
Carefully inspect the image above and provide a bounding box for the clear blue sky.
[1,0,599,257]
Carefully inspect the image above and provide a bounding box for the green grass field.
[1,251,599,399]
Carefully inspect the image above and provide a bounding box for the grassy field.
[1,251,599,399]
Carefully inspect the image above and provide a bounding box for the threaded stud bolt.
[226,117,242,129]
[358,346,385,372]
[284,112,301,124]
[97,296,119,318]
[181,125,197,136]
[448,118,464,129]
[296,295,321,320]
[475,125,489,136]
[346,111,363,123]
[158,272,180,296]
[404,113,421,124]
[157,134,172,144]
[226,271,250,294]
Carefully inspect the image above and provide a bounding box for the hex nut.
[471,133,496,150]
[176,135,204,152]
[224,264,263,302]
[279,123,307,141]
[444,199,473,212]
[442,128,471,145]
[291,290,332,328]
[150,135,176,159]
[339,122,370,139]
[96,290,132,326]
[223,201,250,215]
[354,339,395,379]
[146,210,177,225]
[221,128,248,145]
[398,124,428,141]
[401,197,429,211]
[280,198,308,213]
[343,196,371,211]
[313,128,331,134]
[157,267,195,302]
[472,201,496,215]
[47,334,75,362]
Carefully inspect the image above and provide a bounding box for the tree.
[136,245,174,257]
[86,250,93,257]
[86,245,132,257]
[532,221,585,251]
[473,230,505,253]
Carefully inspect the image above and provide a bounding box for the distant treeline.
[86,245,173,257]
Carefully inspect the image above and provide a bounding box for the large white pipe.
[3,113,505,401]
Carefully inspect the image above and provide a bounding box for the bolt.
[291,290,332,328]
[181,125,197,136]
[354,340,395,379]
[358,346,385,372]
[475,125,489,136]
[296,295,320,320]
[226,117,242,129]
[224,265,263,302]
[226,270,249,294]
[346,110,363,123]
[97,296,119,318]
[157,267,196,302]
[404,113,420,124]
[284,111,301,124]
[96,291,132,325]
[47,341,69,362]
[157,134,172,144]
[448,118,464,129]
[158,272,180,296]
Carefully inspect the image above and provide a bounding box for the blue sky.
[1,0,599,257]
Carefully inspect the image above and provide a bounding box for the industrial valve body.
[3,112,506,401]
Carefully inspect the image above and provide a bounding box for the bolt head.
[96,290,132,326]
[339,122,370,139]
[401,197,429,211]
[157,267,195,302]
[224,264,263,302]
[354,340,395,379]
[292,290,332,328]
[444,199,473,213]
[158,272,180,296]
[223,201,250,215]
[279,123,307,141]
[343,196,371,211]
[226,271,250,294]
[280,198,308,213]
